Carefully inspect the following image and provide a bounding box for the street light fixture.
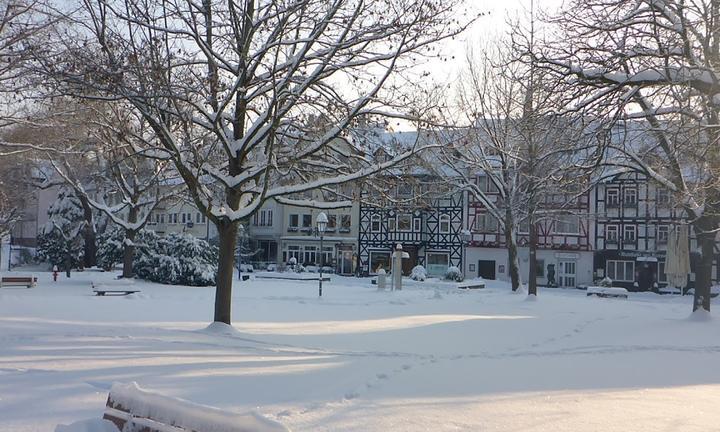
[316,212,328,297]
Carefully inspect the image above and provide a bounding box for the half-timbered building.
[464,175,594,287]
[358,180,464,277]
[593,172,719,291]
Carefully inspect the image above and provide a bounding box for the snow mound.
[201,321,244,336]
[55,419,119,432]
[688,308,712,322]
[107,382,289,432]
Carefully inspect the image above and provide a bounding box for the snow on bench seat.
[92,280,140,296]
[103,382,289,432]
[586,286,628,299]
[457,279,485,289]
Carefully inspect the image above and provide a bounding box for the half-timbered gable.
[358,181,464,277]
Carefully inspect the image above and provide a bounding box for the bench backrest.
[103,382,289,432]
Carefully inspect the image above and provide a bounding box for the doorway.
[337,250,353,275]
[558,260,576,287]
[478,260,496,280]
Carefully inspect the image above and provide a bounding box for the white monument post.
[392,243,410,291]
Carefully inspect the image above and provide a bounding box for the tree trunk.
[528,213,538,296]
[504,208,521,291]
[64,247,72,278]
[122,231,136,279]
[693,217,716,312]
[78,194,97,268]
[121,207,138,279]
[215,220,239,324]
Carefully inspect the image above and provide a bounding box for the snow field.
[0,270,719,431]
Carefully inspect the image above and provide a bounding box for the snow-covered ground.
[1,270,719,431]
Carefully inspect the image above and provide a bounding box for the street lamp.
[316,212,328,297]
[461,229,472,278]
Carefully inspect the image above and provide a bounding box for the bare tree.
[47,102,177,278]
[46,0,475,324]
[537,0,720,312]
[439,35,596,296]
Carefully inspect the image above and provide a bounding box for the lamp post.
[237,224,245,280]
[460,229,472,279]
[316,212,328,297]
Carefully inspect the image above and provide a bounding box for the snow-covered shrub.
[599,277,613,287]
[134,232,218,286]
[36,189,86,270]
[445,266,464,282]
[410,265,427,281]
[96,226,124,271]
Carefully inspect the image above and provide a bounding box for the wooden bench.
[92,281,140,296]
[103,382,289,432]
[457,280,485,289]
[586,286,628,299]
[0,275,37,288]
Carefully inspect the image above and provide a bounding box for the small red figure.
[52,265,59,282]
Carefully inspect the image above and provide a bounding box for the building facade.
[593,172,719,291]
[464,175,594,287]
[358,182,464,277]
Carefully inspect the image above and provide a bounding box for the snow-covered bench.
[586,286,628,299]
[102,382,289,432]
[0,275,37,288]
[457,279,485,289]
[92,280,140,296]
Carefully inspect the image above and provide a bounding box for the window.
[289,214,299,228]
[196,213,201,224]
[554,215,580,234]
[255,209,272,227]
[657,225,669,244]
[283,245,301,263]
[606,224,619,243]
[518,218,529,234]
[340,215,351,232]
[387,216,396,232]
[426,252,450,277]
[439,214,451,234]
[186,213,192,224]
[160,214,166,224]
[657,188,670,206]
[320,246,333,267]
[536,259,545,278]
[398,183,413,197]
[371,214,381,232]
[473,213,498,232]
[172,213,178,224]
[369,251,391,273]
[624,188,637,206]
[326,214,336,231]
[398,214,412,231]
[302,214,312,229]
[303,246,317,265]
[181,213,187,224]
[607,188,619,207]
[658,261,667,283]
[606,260,635,282]
[413,217,421,232]
[623,225,637,243]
